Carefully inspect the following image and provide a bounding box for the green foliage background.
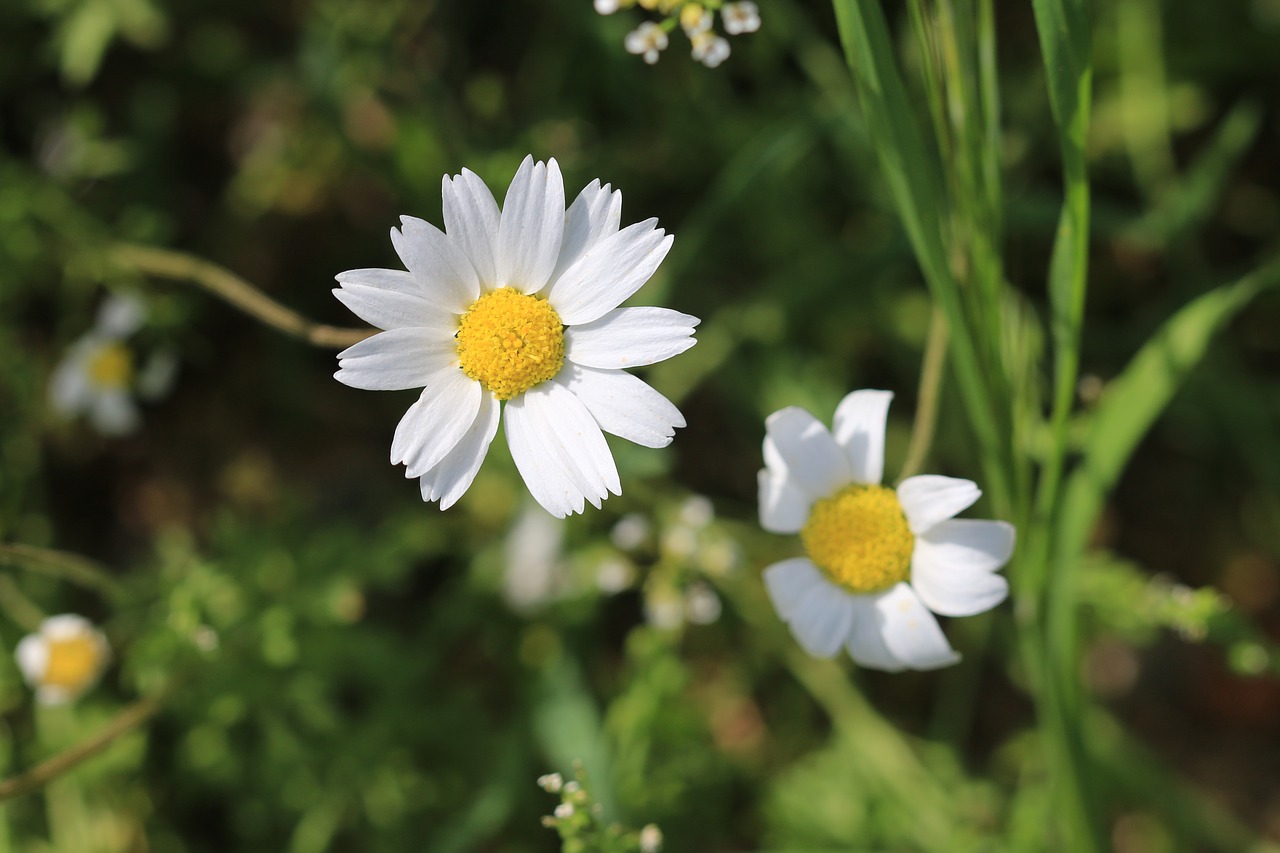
[1,0,1280,850]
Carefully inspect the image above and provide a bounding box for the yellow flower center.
[456,288,565,401]
[43,634,102,690]
[800,484,914,594]
[88,343,134,389]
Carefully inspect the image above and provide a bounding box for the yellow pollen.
[88,343,134,389]
[801,484,914,594]
[43,635,102,690]
[455,288,565,401]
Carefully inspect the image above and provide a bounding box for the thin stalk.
[897,307,948,483]
[109,244,373,349]
[0,544,125,601]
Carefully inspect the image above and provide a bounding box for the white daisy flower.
[758,390,1014,670]
[15,614,111,705]
[722,2,761,36]
[50,293,149,435]
[333,156,696,518]
[625,22,669,64]
[690,32,731,68]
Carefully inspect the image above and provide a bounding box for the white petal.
[788,582,856,659]
[763,558,827,622]
[442,169,501,285]
[91,391,139,436]
[418,394,500,509]
[334,327,457,391]
[543,220,673,325]
[15,634,47,685]
[96,293,146,337]
[554,365,683,448]
[844,595,906,672]
[333,280,455,331]
[520,382,621,508]
[876,583,961,670]
[911,520,1014,617]
[564,307,699,369]
[391,217,481,313]
[552,180,622,282]
[495,156,565,294]
[504,397,584,518]
[49,351,92,414]
[762,407,852,501]
[757,468,811,534]
[334,268,422,295]
[832,390,893,486]
[42,614,96,638]
[392,369,483,477]
[896,475,982,534]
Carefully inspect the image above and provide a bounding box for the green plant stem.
[897,307,948,483]
[0,575,45,632]
[108,244,373,349]
[0,692,167,801]
[0,544,125,601]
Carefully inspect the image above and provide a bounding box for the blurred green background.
[2,0,1280,850]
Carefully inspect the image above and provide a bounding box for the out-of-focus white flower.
[680,4,713,37]
[554,802,575,819]
[684,582,722,624]
[610,513,651,551]
[759,390,1014,671]
[644,587,684,630]
[15,615,111,705]
[690,32,731,68]
[661,525,698,560]
[626,22,669,64]
[678,495,714,529]
[595,557,635,593]
[537,772,564,793]
[594,0,622,13]
[333,156,694,517]
[503,505,567,612]
[722,2,761,35]
[639,824,664,853]
[49,293,171,436]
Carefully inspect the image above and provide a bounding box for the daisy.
[49,293,174,436]
[15,614,111,705]
[333,156,696,518]
[758,390,1014,670]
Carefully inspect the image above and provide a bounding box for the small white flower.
[537,772,564,792]
[678,494,714,529]
[333,156,697,517]
[639,824,664,853]
[679,5,713,37]
[758,390,1014,671]
[684,582,722,624]
[610,513,651,551]
[625,22,669,65]
[722,2,761,35]
[49,293,158,436]
[15,614,111,705]
[595,557,635,593]
[554,802,575,819]
[690,32,731,68]
[594,0,621,13]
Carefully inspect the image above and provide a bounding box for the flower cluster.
[538,765,663,852]
[596,1,760,68]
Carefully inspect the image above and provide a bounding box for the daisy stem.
[896,306,948,484]
[107,244,374,349]
[0,543,125,601]
[0,691,167,801]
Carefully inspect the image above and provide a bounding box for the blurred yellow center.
[456,288,564,401]
[88,343,133,389]
[801,484,914,593]
[43,635,102,690]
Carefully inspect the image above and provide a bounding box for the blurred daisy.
[758,390,1014,670]
[722,2,761,35]
[626,22,669,64]
[15,614,111,705]
[334,156,696,517]
[50,293,174,436]
[690,32,730,68]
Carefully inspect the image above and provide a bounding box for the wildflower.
[721,1,761,35]
[684,582,722,624]
[758,390,1014,670]
[537,772,564,793]
[625,22,669,64]
[690,31,731,68]
[639,824,664,853]
[679,4,712,37]
[49,293,173,436]
[15,615,111,705]
[333,156,695,517]
[594,0,623,12]
[554,803,575,819]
